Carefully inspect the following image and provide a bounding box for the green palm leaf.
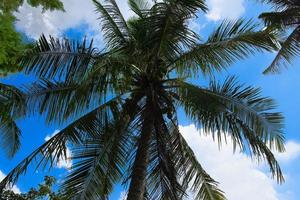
[175,77,284,182]
[0,83,25,157]
[259,0,300,73]
[259,9,300,27]
[263,26,300,74]
[170,125,226,200]
[171,19,279,76]
[0,96,122,192]
[93,0,130,48]
[146,111,185,200]
[62,96,141,199]
[259,0,300,8]
[21,35,98,80]
[128,0,151,18]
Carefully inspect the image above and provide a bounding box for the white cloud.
[180,124,280,200]
[0,170,21,194]
[206,0,245,21]
[275,141,300,163]
[45,130,72,169]
[14,0,133,42]
[15,0,98,39]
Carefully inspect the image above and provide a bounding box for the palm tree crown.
[0,0,285,199]
[260,0,300,73]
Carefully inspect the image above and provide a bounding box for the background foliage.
[0,0,64,76]
[0,176,68,200]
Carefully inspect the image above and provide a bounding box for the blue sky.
[1,0,300,199]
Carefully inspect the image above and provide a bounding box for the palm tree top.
[0,0,285,199]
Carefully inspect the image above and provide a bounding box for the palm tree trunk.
[127,103,154,200]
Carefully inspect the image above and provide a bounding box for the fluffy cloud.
[44,130,72,169]
[15,0,98,39]
[206,0,245,21]
[0,170,21,194]
[275,141,300,163]
[180,124,300,200]
[14,0,133,41]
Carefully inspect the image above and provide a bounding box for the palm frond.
[176,77,284,151]
[259,0,300,8]
[0,96,123,192]
[24,48,135,124]
[62,97,140,199]
[259,9,300,27]
[21,35,98,80]
[128,0,151,18]
[0,83,25,118]
[0,114,21,158]
[146,109,185,200]
[24,79,86,123]
[164,0,208,14]
[24,76,112,124]
[148,2,200,61]
[263,26,300,74]
[93,0,129,48]
[227,114,284,183]
[171,19,279,76]
[174,77,284,182]
[258,0,300,73]
[0,83,26,157]
[170,124,226,200]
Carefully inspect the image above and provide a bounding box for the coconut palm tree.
[0,0,285,199]
[259,0,300,73]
